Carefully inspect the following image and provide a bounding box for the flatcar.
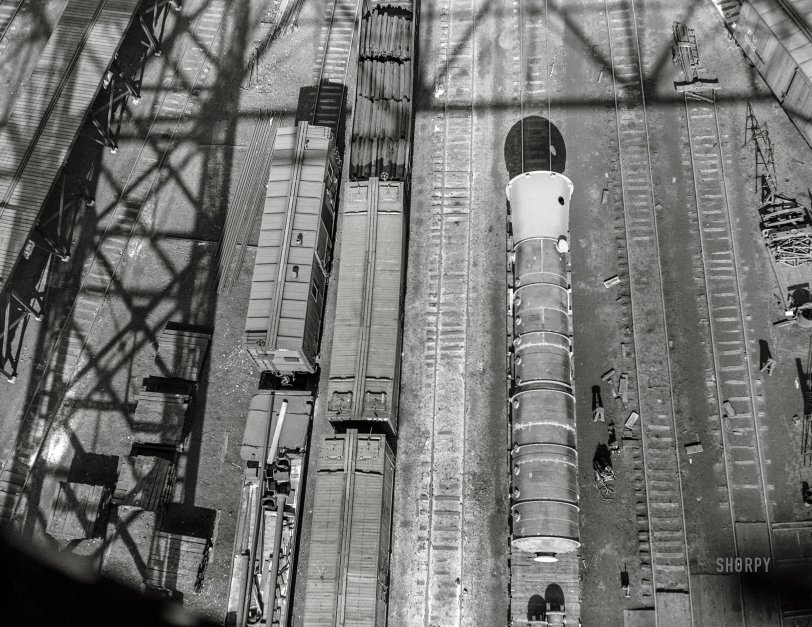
[244,123,339,375]
[300,430,394,626]
[349,0,416,180]
[326,178,406,436]
[226,389,314,627]
[735,0,812,147]
[506,170,580,561]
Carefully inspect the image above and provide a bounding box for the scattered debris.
[625,411,639,430]
[723,400,736,417]
[619,373,629,405]
[604,275,621,288]
[685,442,703,456]
[760,357,776,375]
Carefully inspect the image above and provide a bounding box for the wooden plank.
[113,456,173,511]
[46,482,108,540]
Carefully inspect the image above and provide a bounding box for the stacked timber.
[101,506,158,589]
[351,6,414,180]
[145,531,213,594]
[46,482,110,540]
[130,322,211,448]
[112,456,174,512]
[132,390,190,448]
[154,325,212,382]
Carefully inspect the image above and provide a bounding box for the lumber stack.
[351,6,413,180]
[101,506,158,589]
[145,531,212,594]
[113,456,174,512]
[132,390,190,447]
[154,325,212,382]
[46,482,110,540]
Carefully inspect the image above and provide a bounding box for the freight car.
[506,171,580,560]
[300,430,395,626]
[244,123,339,375]
[226,389,314,627]
[326,178,406,435]
[736,0,812,148]
[350,0,416,180]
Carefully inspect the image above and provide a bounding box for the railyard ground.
[2,0,812,625]
[1,0,318,620]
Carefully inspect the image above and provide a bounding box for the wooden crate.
[145,531,212,594]
[113,456,174,511]
[46,482,110,540]
[132,390,190,447]
[154,326,211,382]
[100,506,157,588]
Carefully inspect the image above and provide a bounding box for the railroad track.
[216,111,278,294]
[684,91,773,545]
[405,0,475,624]
[0,0,24,43]
[311,0,361,136]
[603,0,692,603]
[507,0,583,622]
[0,0,231,525]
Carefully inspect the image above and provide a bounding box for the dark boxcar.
[327,179,406,436]
[301,430,394,627]
[736,0,812,146]
[245,123,339,374]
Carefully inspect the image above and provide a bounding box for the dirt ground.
[2,0,318,621]
[5,0,812,623]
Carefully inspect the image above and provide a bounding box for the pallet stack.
[350,5,413,180]
[112,456,175,512]
[46,482,110,540]
[131,323,211,449]
[145,531,213,594]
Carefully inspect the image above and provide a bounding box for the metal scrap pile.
[759,192,812,267]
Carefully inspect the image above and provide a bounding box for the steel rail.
[417,0,475,623]
[684,88,781,622]
[0,0,25,44]
[602,0,694,618]
[683,90,749,625]
[311,0,361,136]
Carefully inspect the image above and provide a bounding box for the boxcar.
[245,123,339,374]
[736,0,812,147]
[301,430,394,627]
[326,179,406,436]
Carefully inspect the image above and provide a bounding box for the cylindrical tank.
[506,170,579,559]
